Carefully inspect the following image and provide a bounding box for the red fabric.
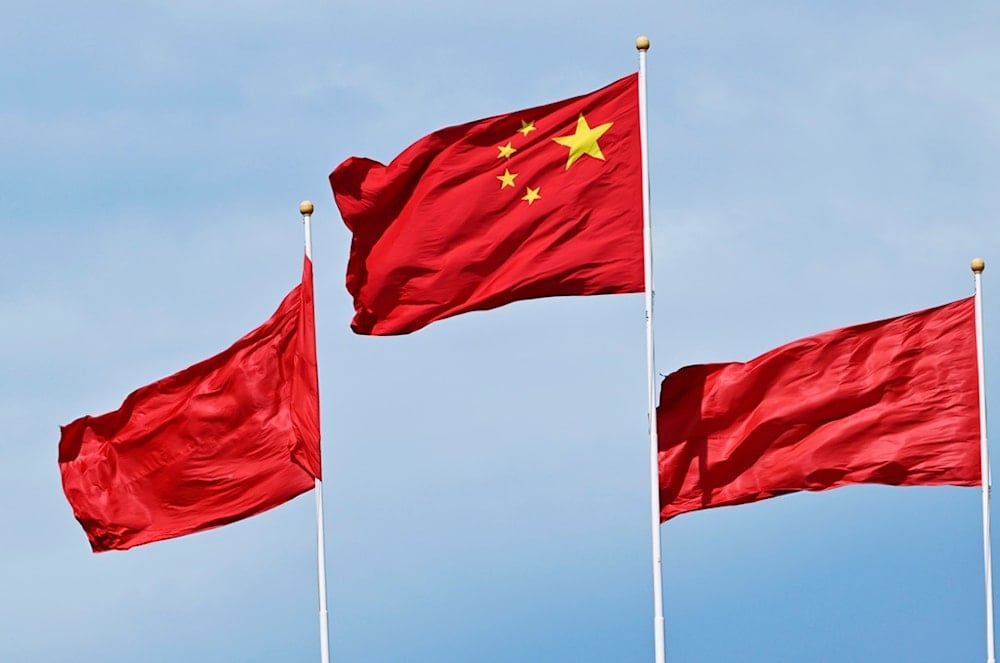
[657,297,980,521]
[330,74,644,335]
[59,257,321,552]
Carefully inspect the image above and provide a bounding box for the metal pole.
[314,478,330,663]
[300,200,330,663]
[973,257,994,663]
[636,35,666,663]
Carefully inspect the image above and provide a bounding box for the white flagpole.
[973,257,995,663]
[636,35,666,663]
[300,200,331,663]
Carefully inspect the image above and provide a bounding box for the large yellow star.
[497,142,517,159]
[518,120,536,137]
[521,186,541,205]
[497,169,517,189]
[552,114,613,169]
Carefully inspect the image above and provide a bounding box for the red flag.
[657,297,980,521]
[59,257,321,552]
[330,74,644,335]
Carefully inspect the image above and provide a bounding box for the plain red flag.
[330,73,644,335]
[59,257,321,552]
[657,297,980,521]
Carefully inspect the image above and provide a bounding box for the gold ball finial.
[972,257,986,273]
[299,200,314,216]
[636,35,650,51]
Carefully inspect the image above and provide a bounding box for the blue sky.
[3,2,1000,661]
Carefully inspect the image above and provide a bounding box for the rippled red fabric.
[658,297,980,521]
[330,74,644,335]
[59,257,320,551]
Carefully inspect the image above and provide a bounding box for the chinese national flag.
[58,257,321,552]
[330,73,644,335]
[657,297,981,521]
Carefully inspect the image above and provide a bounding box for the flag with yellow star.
[330,74,643,335]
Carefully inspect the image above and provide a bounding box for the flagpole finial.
[299,200,314,217]
[972,258,986,273]
[636,35,650,51]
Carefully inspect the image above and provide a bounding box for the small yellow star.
[552,114,613,169]
[496,169,517,189]
[521,186,541,205]
[518,120,536,137]
[497,142,517,159]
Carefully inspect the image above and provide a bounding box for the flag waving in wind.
[657,297,981,521]
[59,257,321,552]
[330,74,644,335]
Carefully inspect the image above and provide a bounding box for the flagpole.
[973,257,995,663]
[636,35,666,663]
[301,200,331,663]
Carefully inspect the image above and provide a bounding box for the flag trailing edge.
[657,296,981,521]
[58,256,321,552]
[330,73,645,335]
